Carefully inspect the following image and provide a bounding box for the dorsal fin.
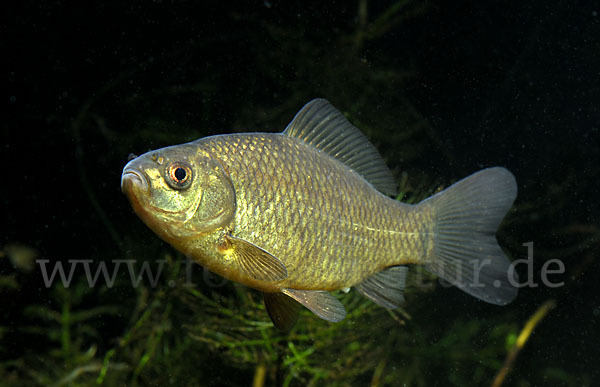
[283,99,397,196]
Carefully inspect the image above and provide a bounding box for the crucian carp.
[121,99,518,330]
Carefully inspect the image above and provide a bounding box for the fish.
[121,99,518,330]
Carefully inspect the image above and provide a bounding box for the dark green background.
[4,1,599,385]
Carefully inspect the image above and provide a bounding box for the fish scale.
[198,133,424,290]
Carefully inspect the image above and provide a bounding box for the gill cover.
[190,156,237,235]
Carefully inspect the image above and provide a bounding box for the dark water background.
[4,1,599,386]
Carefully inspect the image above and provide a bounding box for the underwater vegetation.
[2,162,595,386]
[4,0,599,386]
[0,184,515,387]
[2,175,595,386]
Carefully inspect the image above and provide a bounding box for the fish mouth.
[121,168,149,194]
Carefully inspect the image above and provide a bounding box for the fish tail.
[420,167,518,305]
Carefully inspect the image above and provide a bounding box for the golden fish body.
[197,133,428,291]
[122,99,518,329]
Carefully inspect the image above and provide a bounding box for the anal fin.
[355,266,408,309]
[263,292,301,331]
[282,288,346,322]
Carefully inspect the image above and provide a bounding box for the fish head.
[121,143,236,243]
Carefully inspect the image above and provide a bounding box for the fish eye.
[166,161,193,190]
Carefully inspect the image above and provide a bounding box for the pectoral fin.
[355,266,408,309]
[282,288,346,322]
[263,292,300,331]
[224,235,288,282]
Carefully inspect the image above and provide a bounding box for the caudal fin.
[421,167,518,305]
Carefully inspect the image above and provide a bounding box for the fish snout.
[121,168,149,194]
